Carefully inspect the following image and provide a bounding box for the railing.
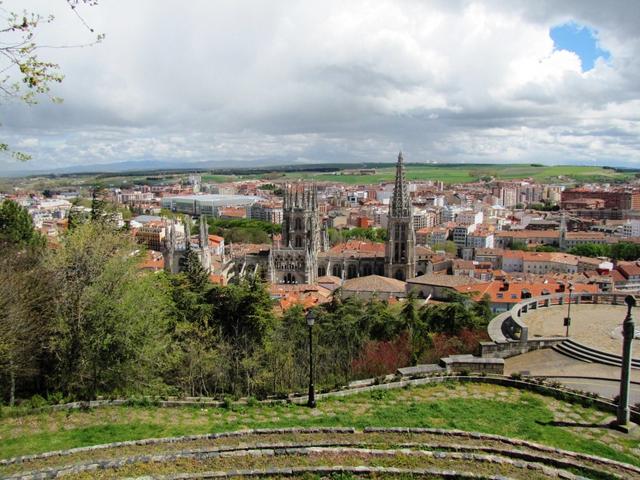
[482,292,637,359]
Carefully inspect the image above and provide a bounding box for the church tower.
[385,152,416,280]
[268,183,320,284]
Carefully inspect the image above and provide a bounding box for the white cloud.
[2,0,640,171]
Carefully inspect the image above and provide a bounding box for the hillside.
[2,381,639,479]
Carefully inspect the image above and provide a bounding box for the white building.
[623,220,640,237]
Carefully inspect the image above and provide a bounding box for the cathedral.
[267,184,323,284]
[232,151,428,284]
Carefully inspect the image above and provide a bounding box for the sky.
[1,0,640,173]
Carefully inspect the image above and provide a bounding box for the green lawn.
[275,165,632,185]
[1,383,638,467]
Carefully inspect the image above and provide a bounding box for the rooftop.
[342,275,407,293]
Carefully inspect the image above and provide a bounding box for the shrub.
[509,372,522,381]
[222,396,234,409]
[47,392,66,405]
[246,396,259,407]
[28,394,48,409]
[351,333,411,378]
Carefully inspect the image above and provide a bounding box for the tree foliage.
[0,199,44,248]
[1,218,496,404]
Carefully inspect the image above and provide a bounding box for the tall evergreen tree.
[0,199,44,248]
[90,187,107,222]
[183,247,210,292]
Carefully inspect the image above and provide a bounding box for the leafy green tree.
[0,247,53,405]
[208,275,276,396]
[419,292,490,336]
[432,241,457,255]
[569,243,611,258]
[509,241,529,251]
[0,199,44,248]
[47,222,173,398]
[342,227,388,243]
[610,242,640,261]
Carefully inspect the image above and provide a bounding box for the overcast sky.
[2,0,640,172]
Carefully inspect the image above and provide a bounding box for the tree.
[208,275,276,396]
[610,242,640,261]
[0,247,53,405]
[47,222,173,398]
[534,245,559,252]
[90,186,107,221]
[0,1,103,160]
[0,199,44,248]
[569,243,610,258]
[432,241,457,255]
[183,247,210,292]
[509,241,529,251]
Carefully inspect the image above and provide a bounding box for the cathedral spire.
[391,151,411,217]
[385,151,416,281]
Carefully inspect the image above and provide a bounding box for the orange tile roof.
[455,280,598,303]
[324,240,385,257]
[495,230,559,238]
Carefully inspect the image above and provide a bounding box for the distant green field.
[275,165,632,185]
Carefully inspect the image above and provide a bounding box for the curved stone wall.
[484,292,638,359]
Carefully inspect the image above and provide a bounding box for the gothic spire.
[391,151,411,217]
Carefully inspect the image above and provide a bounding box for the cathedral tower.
[268,183,320,284]
[385,152,416,280]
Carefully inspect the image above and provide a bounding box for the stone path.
[523,304,640,356]
[505,349,640,402]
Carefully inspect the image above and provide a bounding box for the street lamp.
[616,295,636,431]
[564,283,574,337]
[306,310,316,408]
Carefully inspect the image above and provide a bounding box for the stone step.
[564,339,640,369]
[551,343,596,365]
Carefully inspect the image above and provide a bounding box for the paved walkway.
[505,349,640,403]
[524,304,640,356]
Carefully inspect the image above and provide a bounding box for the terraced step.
[551,343,591,365]
[552,340,640,369]
[2,428,638,480]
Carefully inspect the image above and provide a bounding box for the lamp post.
[564,283,574,337]
[306,310,316,408]
[616,295,636,430]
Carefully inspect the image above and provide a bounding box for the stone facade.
[268,184,321,284]
[232,152,419,285]
[385,152,416,281]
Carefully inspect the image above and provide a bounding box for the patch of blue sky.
[550,21,611,72]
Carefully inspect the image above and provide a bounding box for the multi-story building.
[561,188,640,210]
[623,220,640,237]
[416,226,449,247]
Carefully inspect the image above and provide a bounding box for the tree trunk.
[9,359,16,407]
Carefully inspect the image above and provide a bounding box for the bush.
[246,396,259,407]
[47,392,67,405]
[509,372,522,381]
[222,396,234,409]
[370,389,390,401]
[28,394,48,409]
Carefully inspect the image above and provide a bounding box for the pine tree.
[183,246,210,292]
[90,187,107,222]
[0,200,44,248]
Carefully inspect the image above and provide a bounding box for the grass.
[277,165,633,185]
[1,383,638,467]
